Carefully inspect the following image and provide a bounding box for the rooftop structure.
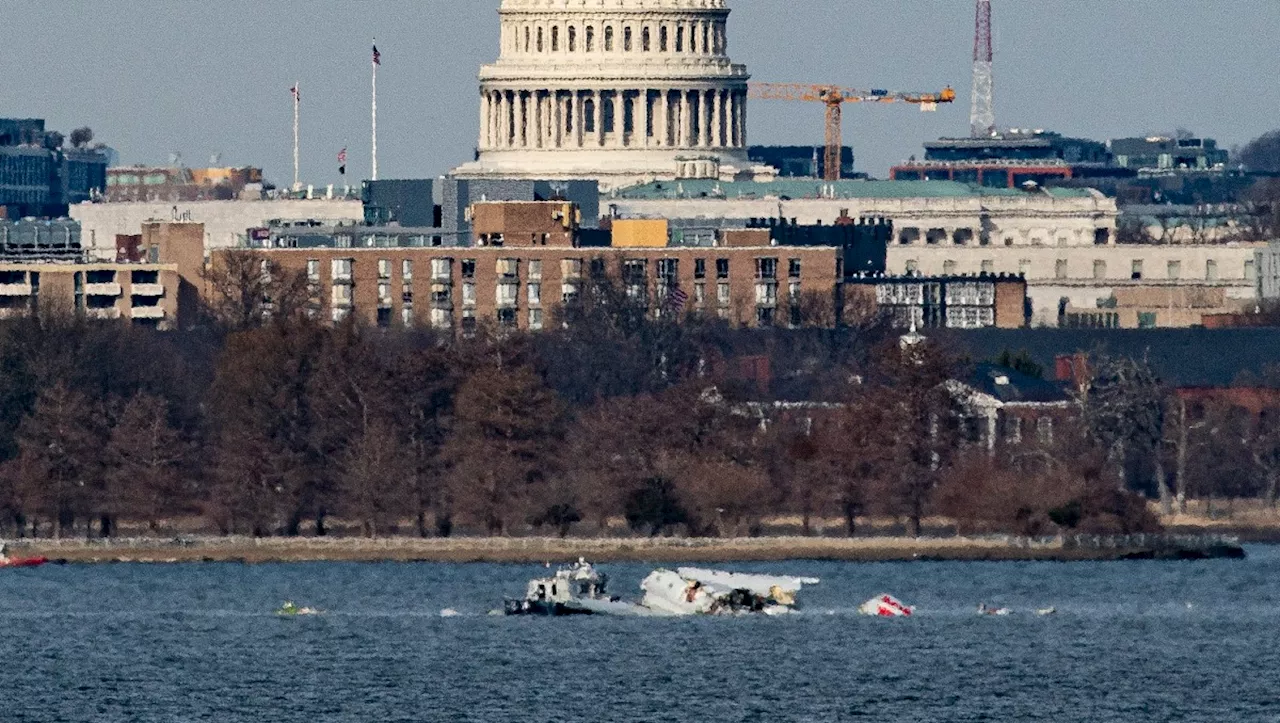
[450,0,775,189]
[104,166,265,202]
[891,130,1124,189]
[1110,136,1229,173]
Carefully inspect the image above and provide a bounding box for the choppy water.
[2,547,1279,722]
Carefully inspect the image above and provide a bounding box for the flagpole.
[292,80,300,191]
[371,40,378,182]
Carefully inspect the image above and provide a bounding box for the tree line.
[0,261,1273,539]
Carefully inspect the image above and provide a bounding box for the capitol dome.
[451,0,774,189]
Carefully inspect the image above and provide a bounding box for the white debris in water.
[440,608,462,618]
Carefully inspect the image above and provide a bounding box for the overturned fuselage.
[639,567,820,616]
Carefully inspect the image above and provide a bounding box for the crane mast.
[749,83,957,181]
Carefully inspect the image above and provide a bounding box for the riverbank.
[7,534,1247,564]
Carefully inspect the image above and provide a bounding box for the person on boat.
[0,543,9,562]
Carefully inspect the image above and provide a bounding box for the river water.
[2,547,1278,722]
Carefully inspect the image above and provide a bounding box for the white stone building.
[71,198,363,261]
[607,178,1263,326]
[451,0,775,190]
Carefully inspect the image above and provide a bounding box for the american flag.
[337,147,347,175]
[666,285,689,311]
[372,44,381,66]
[290,84,299,102]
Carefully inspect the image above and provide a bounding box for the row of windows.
[904,258,1256,282]
[310,256,805,283]
[508,19,725,56]
[897,227,1111,247]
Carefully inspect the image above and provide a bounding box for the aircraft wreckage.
[503,559,821,617]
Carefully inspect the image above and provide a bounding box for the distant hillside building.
[0,118,109,219]
[891,130,1122,189]
[1110,136,1228,173]
[747,146,856,180]
[104,166,265,202]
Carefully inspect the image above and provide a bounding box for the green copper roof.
[610,179,1098,201]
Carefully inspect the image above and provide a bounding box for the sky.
[2,0,1278,185]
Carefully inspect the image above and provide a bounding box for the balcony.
[130,305,166,320]
[0,283,32,296]
[131,283,165,297]
[86,307,121,320]
[85,282,123,297]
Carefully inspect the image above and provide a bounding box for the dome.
[452,0,776,189]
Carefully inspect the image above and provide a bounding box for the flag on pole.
[290,84,300,102]
[372,44,381,66]
[338,147,347,176]
[666,285,689,312]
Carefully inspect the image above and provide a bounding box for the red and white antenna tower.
[970,0,995,138]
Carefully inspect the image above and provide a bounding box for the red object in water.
[0,556,48,569]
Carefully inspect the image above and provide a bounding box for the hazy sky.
[2,1,1277,184]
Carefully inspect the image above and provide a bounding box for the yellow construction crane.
[749,83,957,181]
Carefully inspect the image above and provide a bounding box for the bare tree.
[202,250,313,330]
[104,392,188,533]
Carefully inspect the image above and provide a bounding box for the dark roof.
[936,328,1280,388]
[966,362,1072,403]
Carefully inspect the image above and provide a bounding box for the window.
[657,258,679,285]
[331,285,352,306]
[1055,259,1068,279]
[981,260,995,275]
[378,259,391,279]
[1206,259,1218,281]
[497,258,519,277]
[585,26,594,52]
[530,308,544,331]
[462,259,476,279]
[306,259,320,282]
[569,26,577,52]
[716,258,729,279]
[497,282,519,307]
[430,307,452,329]
[1246,259,1257,281]
[755,257,777,280]
[431,258,451,280]
[789,281,801,302]
[562,281,579,303]
[462,282,476,306]
[694,282,706,307]
[528,259,542,280]
[536,27,542,53]
[1131,259,1143,280]
[1138,311,1158,329]
[943,260,957,275]
[497,307,518,328]
[694,259,706,279]
[561,258,583,278]
[377,282,392,307]
[622,258,648,283]
[1006,417,1023,444]
[905,259,918,274]
[755,282,777,306]
[1167,260,1181,280]
[331,258,353,281]
[377,307,392,328]
[659,26,668,52]
[402,259,414,281]
[642,27,650,52]
[675,26,684,52]
[623,27,632,52]
[756,307,775,326]
[1093,260,1107,280]
[953,229,974,245]
[789,258,802,278]
[551,26,559,52]
[717,282,731,306]
[1036,417,1053,445]
[926,229,947,245]
[331,307,350,323]
[528,283,541,306]
[898,228,920,245]
[402,307,415,328]
[584,99,596,133]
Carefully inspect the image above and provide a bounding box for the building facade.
[450,0,774,189]
[0,119,109,219]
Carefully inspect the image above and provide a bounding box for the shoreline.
[8,535,1248,565]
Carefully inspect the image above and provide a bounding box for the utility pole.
[291,81,301,190]
[970,0,995,138]
[371,40,380,181]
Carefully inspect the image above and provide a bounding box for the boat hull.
[0,557,47,569]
